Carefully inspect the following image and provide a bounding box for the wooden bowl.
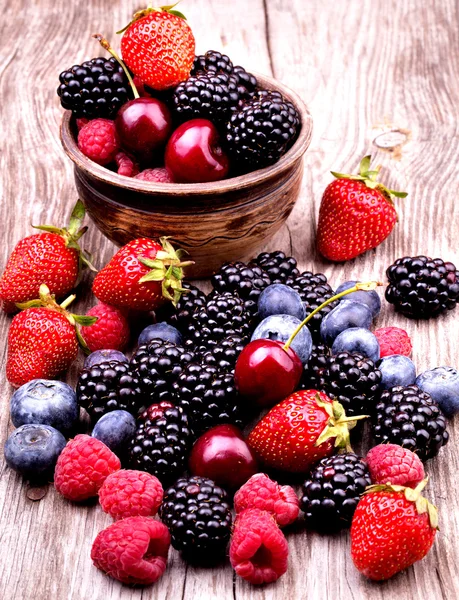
[60,73,313,278]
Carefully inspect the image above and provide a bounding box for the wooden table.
[1,0,458,598]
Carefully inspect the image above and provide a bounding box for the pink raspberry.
[99,470,163,520]
[78,118,120,166]
[115,151,139,177]
[135,168,173,183]
[230,508,289,584]
[80,302,130,352]
[374,327,412,357]
[54,434,120,501]
[366,444,425,488]
[91,516,170,585]
[234,473,299,527]
[76,117,89,130]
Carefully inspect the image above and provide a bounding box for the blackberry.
[252,250,299,284]
[173,363,244,435]
[192,50,257,96]
[57,57,131,119]
[200,334,246,374]
[385,255,459,319]
[323,352,381,417]
[211,261,271,316]
[185,292,252,350]
[76,361,142,422]
[373,384,449,461]
[301,453,371,532]
[129,405,191,484]
[286,271,337,339]
[130,339,195,402]
[167,282,207,330]
[160,475,232,559]
[299,343,330,390]
[226,90,300,170]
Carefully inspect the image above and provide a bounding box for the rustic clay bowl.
[60,73,313,278]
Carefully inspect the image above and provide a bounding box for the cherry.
[164,119,230,183]
[235,339,303,408]
[189,424,258,490]
[115,98,173,162]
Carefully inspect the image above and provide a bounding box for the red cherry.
[234,339,303,408]
[189,424,258,490]
[115,97,172,162]
[164,119,230,183]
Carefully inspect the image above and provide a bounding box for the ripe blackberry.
[385,255,459,318]
[301,453,371,532]
[159,475,232,559]
[211,261,271,315]
[323,352,381,417]
[373,384,449,461]
[167,282,207,330]
[129,405,192,484]
[299,343,330,390]
[192,50,257,96]
[77,361,142,422]
[173,363,244,435]
[130,339,195,402]
[200,334,246,374]
[185,292,252,350]
[286,271,337,339]
[57,57,131,119]
[252,251,299,284]
[226,91,300,170]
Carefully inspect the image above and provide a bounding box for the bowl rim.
[60,72,313,196]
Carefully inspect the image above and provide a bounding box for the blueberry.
[138,322,183,346]
[92,410,136,458]
[4,424,66,480]
[320,301,373,346]
[258,284,306,320]
[10,379,78,436]
[251,314,312,364]
[336,281,381,318]
[378,355,417,390]
[331,327,380,362]
[416,367,459,417]
[84,349,128,369]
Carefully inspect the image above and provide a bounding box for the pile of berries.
[57,9,301,184]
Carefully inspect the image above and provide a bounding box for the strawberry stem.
[93,34,140,99]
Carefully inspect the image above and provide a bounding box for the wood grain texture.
[1,0,459,599]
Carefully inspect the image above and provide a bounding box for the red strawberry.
[120,7,195,90]
[0,200,94,313]
[6,285,95,387]
[317,156,407,261]
[247,390,366,473]
[92,237,192,311]
[351,480,438,581]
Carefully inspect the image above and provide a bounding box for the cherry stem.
[59,294,76,310]
[282,281,383,352]
[93,34,140,99]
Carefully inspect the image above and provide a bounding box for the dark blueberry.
[138,322,183,346]
[378,355,417,390]
[92,410,136,460]
[331,327,380,362]
[335,280,381,318]
[416,367,459,417]
[257,284,306,320]
[251,314,312,364]
[84,349,128,369]
[320,301,373,346]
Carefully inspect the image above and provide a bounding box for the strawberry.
[351,480,438,581]
[6,285,96,387]
[317,156,407,261]
[92,237,192,311]
[119,6,195,90]
[247,390,366,473]
[0,200,94,313]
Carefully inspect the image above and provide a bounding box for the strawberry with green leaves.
[351,480,438,581]
[0,200,94,313]
[317,156,407,261]
[92,237,192,311]
[247,390,367,473]
[6,285,96,387]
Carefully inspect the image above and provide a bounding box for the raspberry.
[80,302,130,352]
[115,151,139,177]
[78,118,120,166]
[374,327,412,357]
[54,434,120,501]
[234,473,299,528]
[135,168,173,183]
[99,469,163,520]
[366,443,425,488]
[76,117,89,130]
[91,516,170,585]
[230,508,289,584]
